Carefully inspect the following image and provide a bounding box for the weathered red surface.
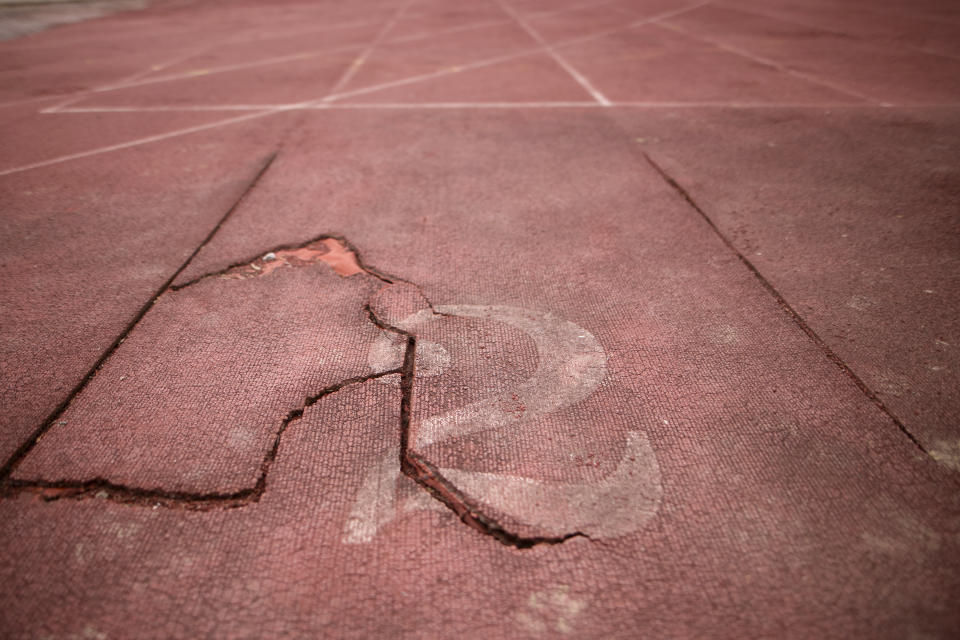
[663,4,960,105]
[556,23,865,104]
[13,252,385,493]
[614,105,960,466]
[0,120,282,464]
[1,0,959,638]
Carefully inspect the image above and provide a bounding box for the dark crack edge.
[0,150,280,483]
[639,149,931,458]
[368,297,590,549]
[0,175,582,546]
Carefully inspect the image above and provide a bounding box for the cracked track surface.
[2,0,960,638]
[5,233,599,547]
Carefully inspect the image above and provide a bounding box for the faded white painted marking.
[343,305,661,543]
[515,585,587,636]
[493,0,611,106]
[55,105,294,113]
[369,332,450,380]
[48,100,889,114]
[342,445,406,544]
[39,19,382,111]
[417,305,607,447]
[441,431,661,538]
[0,107,301,177]
[321,0,717,104]
[44,45,215,113]
[7,1,717,175]
[323,0,416,98]
[655,21,881,105]
[929,439,960,472]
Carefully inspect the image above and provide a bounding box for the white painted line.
[218,17,380,46]
[39,0,711,112]
[79,43,363,94]
[55,105,293,112]
[46,100,912,114]
[493,0,610,105]
[0,0,727,174]
[388,17,510,44]
[330,101,878,108]
[1,1,624,114]
[611,101,873,107]
[0,95,66,110]
[326,101,601,108]
[32,18,380,113]
[42,45,216,113]
[0,105,309,177]
[655,21,883,105]
[323,0,716,104]
[324,0,417,98]
[321,49,545,102]
[383,0,626,45]
[712,3,960,63]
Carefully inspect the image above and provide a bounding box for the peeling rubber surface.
[1,0,960,638]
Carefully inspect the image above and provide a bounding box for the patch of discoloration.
[514,585,587,635]
[861,512,941,557]
[929,439,960,472]
[223,237,364,280]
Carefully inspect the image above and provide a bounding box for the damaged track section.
[2,232,583,548]
[369,298,590,549]
[0,234,400,508]
[4,371,400,509]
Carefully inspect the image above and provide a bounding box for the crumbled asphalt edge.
[0,209,586,545]
[638,149,934,459]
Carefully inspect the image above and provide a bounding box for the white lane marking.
[2,1,716,174]
[342,444,409,544]
[70,44,363,95]
[344,304,662,543]
[43,45,215,113]
[30,18,381,112]
[49,101,898,113]
[493,0,611,106]
[320,0,717,103]
[0,106,305,177]
[45,0,630,107]
[655,21,882,105]
[323,0,417,98]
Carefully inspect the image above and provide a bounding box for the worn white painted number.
[343,306,662,543]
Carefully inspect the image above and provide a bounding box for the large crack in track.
[0,234,585,548]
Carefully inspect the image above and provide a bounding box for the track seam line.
[639,150,929,455]
[0,151,278,482]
